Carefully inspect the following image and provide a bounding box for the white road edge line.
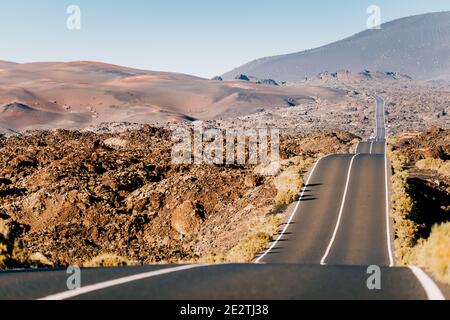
[38,264,208,300]
[254,154,331,263]
[384,138,395,267]
[408,266,445,300]
[379,95,395,267]
[320,153,360,266]
[375,97,379,140]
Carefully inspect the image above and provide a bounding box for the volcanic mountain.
[223,11,450,82]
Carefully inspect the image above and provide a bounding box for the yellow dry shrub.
[416,158,444,171]
[412,223,450,284]
[416,158,450,177]
[438,161,450,177]
[226,214,282,263]
[0,220,34,269]
[273,156,315,205]
[388,146,418,265]
[84,254,137,267]
[0,220,8,268]
[198,214,283,264]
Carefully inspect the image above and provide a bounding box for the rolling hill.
[0,60,343,133]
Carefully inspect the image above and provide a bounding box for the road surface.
[0,96,446,300]
[0,264,440,300]
[256,96,393,266]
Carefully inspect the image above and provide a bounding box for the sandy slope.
[0,60,343,133]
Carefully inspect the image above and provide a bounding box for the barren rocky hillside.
[0,126,356,268]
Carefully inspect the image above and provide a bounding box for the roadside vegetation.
[198,214,283,263]
[388,132,450,284]
[0,218,50,269]
[84,254,137,267]
[389,142,417,263]
[272,156,316,205]
[411,223,450,283]
[226,214,283,262]
[416,158,450,177]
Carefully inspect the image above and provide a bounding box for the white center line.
[320,153,360,266]
[408,266,445,300]
[38,264,208,300]
[254,155,331,263]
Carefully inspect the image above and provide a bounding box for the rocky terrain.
[215,74,449,139]
[308,71,450,135]
[0,126,356,268]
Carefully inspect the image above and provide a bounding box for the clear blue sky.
[1,0,450,78]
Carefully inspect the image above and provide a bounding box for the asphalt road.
[253,96,445,299]
[0,264,437,300]
[357,141,385,154]
[256,97,393,266]
[0,96,447,300]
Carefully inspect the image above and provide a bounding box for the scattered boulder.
[171,200,205,236]
[244,175,262,188]
[29,252,53,267]
[104,137,129,149]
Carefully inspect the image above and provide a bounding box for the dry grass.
[0,220,32,269]
[416,158,444,170]
[391,171,418,264]
[0,220,8,268]
[273,156,315,205]
[388,146,419,264]
[226,215,283,263]
[412,223,450,284]
[439,162,450,177]
[274,168,303,204]
[84,254,137,267]
[198,214,283,264]
[416,158,450,177]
